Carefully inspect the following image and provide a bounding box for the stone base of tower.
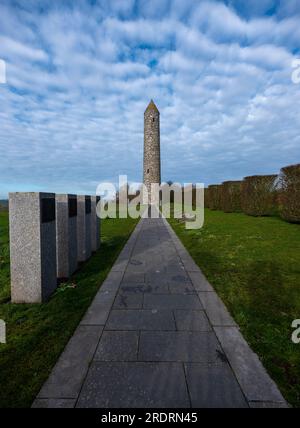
[142,183,161,207]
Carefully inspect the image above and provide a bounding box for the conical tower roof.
[145,99,159,114]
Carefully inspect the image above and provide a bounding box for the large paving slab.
[94,331,139,361]
[33,215,288,408]
[32,398,76,408]
[174,309,212,331]
[138,331,223,363]
[143,293,203,310]
[214,326,288,406]
[113,292,143,309]
[184,363,248,408]
[197,291,237,327]
[76,362,190,408]
[36,325,102,399]
[105,309,176,331]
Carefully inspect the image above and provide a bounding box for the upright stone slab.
[9,192,57,303]
[91,196,101,252]
[77,195,92,263]
[56,194,78,279]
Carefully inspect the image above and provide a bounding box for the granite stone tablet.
[91,196,101,252]
[77,195,92,262]
[9,192,57,303]
[56,194,78,279]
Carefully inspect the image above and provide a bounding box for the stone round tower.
[143,100,161,203]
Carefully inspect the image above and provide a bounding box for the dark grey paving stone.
[139,331,223,363]
[104,270,125,283]
[144,256,164,267]
[145,283,170,293]
[123,272,145,283]
[143,294,203,310]
[145,272,170,285]
[169,273,191,284]
[113,293,143,309]
[188,271,214,292]
[32,399,76,408]
[94,331,139,361]
[37,326,103,399]
[174,310,212,331]
[146,283,171,294]
[168,282,196,294]
[100,271,124,293]
[214,327,287,404]
[81,292,115,325]
[165,256,183,265]
[128,258,144,266]
[110,258,127,273]
[119,282,146,294]
[119,282,169,294]
[180,255,199,272]
[118,244,133,257]
[106,310,176,331]
[166,265,186,276]
[76,362,190,408]
[184,363,248,408]
[198,292,237,326]
[126,259,146,273]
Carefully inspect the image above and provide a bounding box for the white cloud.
[0,0,299,198]
[0,36,48,61]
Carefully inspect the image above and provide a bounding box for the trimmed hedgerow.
[220,181,242,213]
[241,174,278,216]
[204,187,210,208]
[279,163,300,223]
[207,184,222,210]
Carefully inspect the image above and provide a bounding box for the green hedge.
[279,163,300,223]
[241,174,278,216]
[207,184,222,210]
[220,181,242,213]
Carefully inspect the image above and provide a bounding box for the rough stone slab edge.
[249,401,290,408]
[188,271,215,293]
[161,217,199,271]
[161,216,207,275]
[162,216,289,408]
[32,325,102,406]
[162,217,235,325]
[79,294,115,326]
[81,219,144,324]
[197,291,237,327]
[32,399,76,408]
[214,326,289,406]
[32,219,143,408]
[111,219,143,272]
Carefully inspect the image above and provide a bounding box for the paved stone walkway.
[33,216,288,408]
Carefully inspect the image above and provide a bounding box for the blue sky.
[0,0,300,198]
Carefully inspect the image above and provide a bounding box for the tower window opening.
[152,118,155,122]
[147,169,149,173]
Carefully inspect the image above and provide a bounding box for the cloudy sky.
[0,0,299,198]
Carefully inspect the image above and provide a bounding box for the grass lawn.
[0,210,138,408]
[169,209,300,407]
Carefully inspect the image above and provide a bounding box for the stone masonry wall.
[143,101,161,201]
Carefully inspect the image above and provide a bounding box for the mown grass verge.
[169,209,300,407]
[0,210,138,407]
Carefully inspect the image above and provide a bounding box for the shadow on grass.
[0,216,138,408]
[206,257,299,408]
[168,211,300,407]
[240,260,300,407]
